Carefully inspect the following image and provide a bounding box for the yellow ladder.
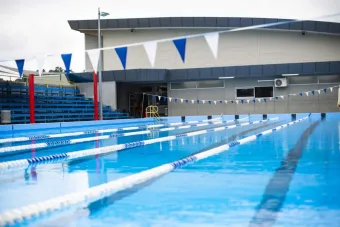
[145,105,160,121]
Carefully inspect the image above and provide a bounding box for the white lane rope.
[0,116,308,226]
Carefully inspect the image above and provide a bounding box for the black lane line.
[249,120,320,227]
[84,121,283,215]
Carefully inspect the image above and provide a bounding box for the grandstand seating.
[0,82,129,124]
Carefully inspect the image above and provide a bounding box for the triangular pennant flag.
[152,95,156,101]
[173,38,187,62]
[241,100,244,104]
[164,97,167,102]
[253,99,255,103]
[275,97,278,100]
[36,56,45,77]
[202,100,205,104]
[192,100,195,104]
[143,42,157,67]
[330,87,333,92]
[61,53,72,75]
[158,96,161,101]
[115,47,128,69]
[300,93,303,96]
[324,88,327,93]
[305,92,309,96]
[185,99,188,103]
[236,100,239,104]
[87,49,100,73]
[231,101,234,104]
[263,98,266,102]
[280,96,284,99]
[208,101,212,104]
[312,90,315,95]
[219,100,222,104]
[174,98,178,103]
[169,97,172,102]
[317,90,321,94]
[258,99,261,103]
[247,100,250,104]
[180,99,183,103]
[214,100,217,105]
[225,100,228,104]
[270,97,273,101]
[15,59,25,78]
[204,33,219,59]
[197,100,200,104]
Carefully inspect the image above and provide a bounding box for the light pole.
[98,7,109,120]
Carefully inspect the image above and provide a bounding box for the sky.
[0,0,339,74]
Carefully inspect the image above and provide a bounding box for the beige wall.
[98,29,340,71]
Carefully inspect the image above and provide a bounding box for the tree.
[36,69,46,73]
[48,66,73,73]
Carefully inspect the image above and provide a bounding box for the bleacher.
[0,82,129,124]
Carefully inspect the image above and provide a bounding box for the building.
[68,17,340,116]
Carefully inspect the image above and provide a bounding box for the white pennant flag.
[317,90,321,94]
[158,96,161,101]
[169,97,172,102]
[258,99,261,103]
[270,97,273,101]
[225,100,228,104]
[330,87,333,92]
[204,33,219,59]
[36,56,45,77]
[247,100,250,104]
[202,100,205,104]
[280,96,284,99]
[87,49,101,73]
[180,99,184,103]
[214,100,217,105]
[143,42,157,67]
[191,100,194,104]
[236,100,239,104]
[305,92,309,96]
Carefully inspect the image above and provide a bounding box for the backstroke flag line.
[87,49,101,73]
[143,42,157,67]
[204,33,219,59]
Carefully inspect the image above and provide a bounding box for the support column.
[28,74,35,124]
[93,72,99,120]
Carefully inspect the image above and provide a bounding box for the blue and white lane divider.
[0,117,226,144]
[0,118,239,155]
[0,118,276,173]
[0,117,307,226]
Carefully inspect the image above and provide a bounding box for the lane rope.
[0,116,307,226]
[0,118,243,155]
[0,117,225,144]
[0,118,272,174]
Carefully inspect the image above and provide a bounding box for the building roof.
[68,17,340,35]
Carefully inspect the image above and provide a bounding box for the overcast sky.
[0,0,339,73]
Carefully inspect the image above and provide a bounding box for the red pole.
[28,74,35,124]
[93,72,99,120]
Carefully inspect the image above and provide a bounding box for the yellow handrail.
[145,105,160,121]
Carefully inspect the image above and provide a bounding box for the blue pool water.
[0,114,339,227]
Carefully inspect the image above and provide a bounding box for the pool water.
[0,114,339,227]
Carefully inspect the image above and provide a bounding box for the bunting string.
[145,85,339,105]
[1,12,339,78]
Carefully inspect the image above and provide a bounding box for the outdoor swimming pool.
[0,113,339,227]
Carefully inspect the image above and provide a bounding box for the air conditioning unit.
[274,78,288,87]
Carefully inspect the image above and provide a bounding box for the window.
[197,80,224,88]
[236,88,254,98]
[170,82,197,90]
[255,86,273,98]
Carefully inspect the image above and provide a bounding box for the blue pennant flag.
[241,100,244,104]
[264,98,266,102]
[61,54,72,75]
[197,100,200,104]
[324,88,327,93]
[164,97,167,101]
[219,100,222,104]
[152,95,156,101]
[300,92,303,96]
[174,98,177,103]
[115,47,128,69]
[185,100,188,103]
[275,97,278,100]
[173,38,187,62]
[15,59,25,78]
[208,100,211,104]
[231,101,234,104]
[311,90,315,95]
[252,99,255,103]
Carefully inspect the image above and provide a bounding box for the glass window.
[236,88,254,98]
[170,82,197,90]
[197,80,224,88]
[255,86,274,98]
